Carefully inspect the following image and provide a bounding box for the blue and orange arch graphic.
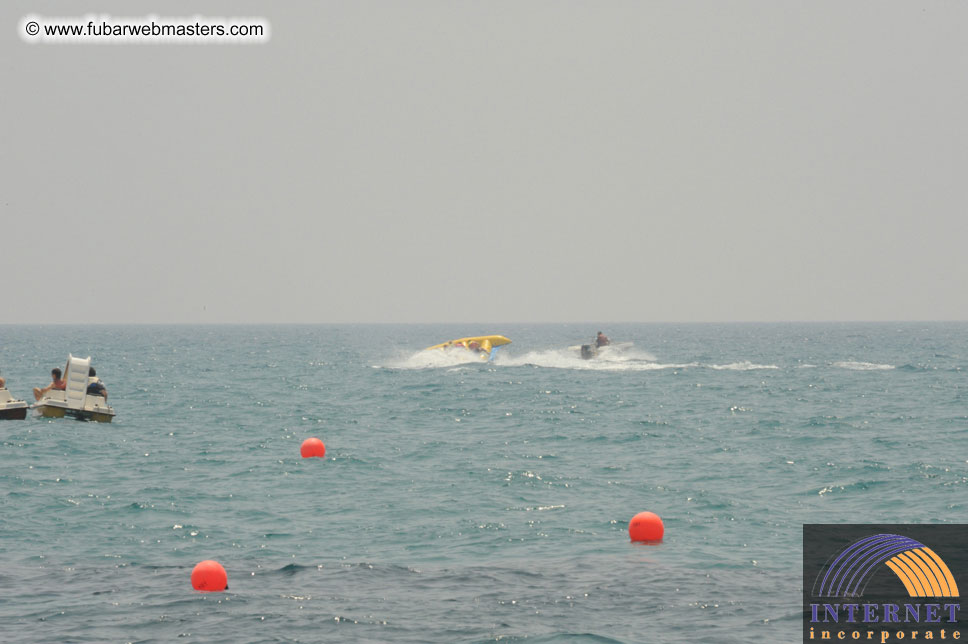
[815,533,960,598]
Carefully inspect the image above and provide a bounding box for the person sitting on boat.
[0,374,5,389]
[86,367,108,402]
[467,340,486,354]
[33,367,66,401]
[596,331,610,348]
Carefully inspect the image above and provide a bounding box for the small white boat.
[33,354,115,423]
[0,388,28,420]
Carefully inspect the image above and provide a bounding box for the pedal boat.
[33,354,115,423]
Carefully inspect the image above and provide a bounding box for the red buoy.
[300,437,326,458]
[628,511,664,542]
[191,560,228,592]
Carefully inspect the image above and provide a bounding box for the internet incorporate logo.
[803,525,965,644]
[815,533,959,599]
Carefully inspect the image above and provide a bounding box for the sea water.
[0,323,965,643]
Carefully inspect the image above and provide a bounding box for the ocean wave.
[383,352,901,374]
[495,348,682,372]
[833,361,895,371]
[897,363,952,372]
[816,479,890,496]
[383,347,494,370]
[707,361,779,371]
[381,348,787,373]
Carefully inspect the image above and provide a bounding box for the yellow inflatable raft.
[424,335,512,360]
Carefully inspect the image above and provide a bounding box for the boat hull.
[0,407,28,420]
[34,404,114,423]
[0,389,29,419]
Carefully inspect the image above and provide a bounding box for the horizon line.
[2,319,967,326]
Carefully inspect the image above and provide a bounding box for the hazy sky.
[4,1,966,323]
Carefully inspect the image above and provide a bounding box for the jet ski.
[574,341,634,360]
